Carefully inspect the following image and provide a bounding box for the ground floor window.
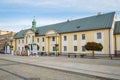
[22,47,24,51]
[82,46,86,52]
[63,46,67,51]
[18,47,20,51]
[42,46,44,51]
[74,46,77,51]
[53,47,55,51]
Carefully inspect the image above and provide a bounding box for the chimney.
[67,19,70,22]
[97,12,102,15]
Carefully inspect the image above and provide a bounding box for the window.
[18,47,20,50]
[82,34,85,40]
[26,37,27,44]
[82,46,86,52]
[22,40,24,44]
[74,46,77,51]
[32,36,34,43]
[63,46,67,51]
[22,47,24,51]
[97,32,102,39]
[42,38,44,42]
[37,38,39,43]
[52,37,55,41]
[64,36,67,41]
[53,47,55,51]
[42,46,44,51]
[19,40,20,44]
[74,35,77,40]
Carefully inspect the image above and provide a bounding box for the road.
[0,58,108,80]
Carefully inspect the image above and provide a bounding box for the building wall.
[109,14,116,54]
[15,29,112,54]
[45,30,59,53]
[16,30,46,52]
[114,34,120,51]
[13,39,17,52]
[38,36,46,52]
[61,29,110,54]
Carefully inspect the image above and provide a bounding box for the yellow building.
[114,21,120,56]
[13,12,120,56]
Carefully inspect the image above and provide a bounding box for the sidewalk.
[0,54,120,80]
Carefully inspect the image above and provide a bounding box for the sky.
[0,0,120,32]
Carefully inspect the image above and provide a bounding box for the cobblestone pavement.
[0,59,107,80]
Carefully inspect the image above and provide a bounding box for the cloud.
[0,0,120,32]
[0,18,65,32]
[1,0,119,12]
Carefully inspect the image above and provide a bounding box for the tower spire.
[32,16,36,32]
[33,16,35,21]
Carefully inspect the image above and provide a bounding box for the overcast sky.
[0,0,120,32]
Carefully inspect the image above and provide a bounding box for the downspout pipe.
[115,34,117,56]
[109,29,112,59]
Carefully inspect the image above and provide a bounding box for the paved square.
[0,54,119,80]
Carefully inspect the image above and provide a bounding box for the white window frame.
[74,35,77,40]
[37,38,39,43]
[63,46,67,51]
[97,32,102,39]
[82,46,86,52]
[74,46,77,51]
[82,34,85,40]
[64,36,67,41]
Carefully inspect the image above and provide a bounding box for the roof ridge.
[14,12,115,39]
[37,12,115,28]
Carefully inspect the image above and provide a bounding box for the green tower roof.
[32,16,36,31]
